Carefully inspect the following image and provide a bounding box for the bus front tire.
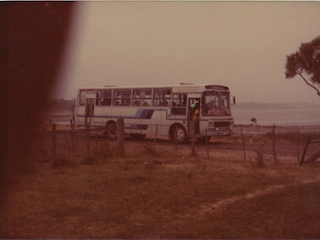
[170,125,187,144]
[106,121,117,140]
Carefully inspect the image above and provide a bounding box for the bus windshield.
[220,92,231,116]
[202,91,231,116]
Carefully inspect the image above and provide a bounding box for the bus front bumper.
[200,127,234,136]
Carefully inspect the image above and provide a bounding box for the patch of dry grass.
[5,133,320,238]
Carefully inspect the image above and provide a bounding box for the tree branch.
[299,73,320,96]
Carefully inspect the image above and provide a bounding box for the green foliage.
[285,36,320,96]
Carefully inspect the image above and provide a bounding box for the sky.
[54,1,320,104]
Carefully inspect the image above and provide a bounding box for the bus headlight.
[208,122,213,127]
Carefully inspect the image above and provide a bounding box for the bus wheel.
[130,134,146,140]
[197,136,211,145]
[106,121,117,140]
[170,125,187,144]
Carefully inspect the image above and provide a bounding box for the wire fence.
[32,119,320,167]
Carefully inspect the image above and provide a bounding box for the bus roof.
[79,83,229,92]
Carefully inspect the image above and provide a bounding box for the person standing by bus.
[192,103,200,134]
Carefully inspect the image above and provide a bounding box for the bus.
[75,83,235,143]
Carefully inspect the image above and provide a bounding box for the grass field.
[5,131,320,239]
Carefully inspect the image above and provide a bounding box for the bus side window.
[144,90,152,106]
[154,89,171,107]
[79,90,86,105]
[171,94,187,115]
[132,90,141,106]
[96,90,112,106]
[114,90,131,106]
[132,89,152,107]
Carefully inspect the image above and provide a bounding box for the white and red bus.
[75,83,235,143]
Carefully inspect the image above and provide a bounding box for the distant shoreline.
[232,102,320,110]
[234,124,320,135]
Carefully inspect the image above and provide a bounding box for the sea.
[45,102,320,127]
[231,103,320,127]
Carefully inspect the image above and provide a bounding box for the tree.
[285,36,320,96]
[250,117,257,126]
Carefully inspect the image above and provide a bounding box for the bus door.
[85,98,95,130]
[187,97,200,135]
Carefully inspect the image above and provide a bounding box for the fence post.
[257,146,265,167]
[86,122,90,153]
[174,125,178,154]
[241,128,246,162]
[116,116,125,155]
[300,137,310,166]
[191,119,196,156]
[206,128,209,158]
[105,138,110,155]
[51,124,57,160]
[70,119,75,149]
[153,125,158,152]
[297,128,300,164]
[85,114,88,132]
[95,129,98,150]
[272,124,277,163]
